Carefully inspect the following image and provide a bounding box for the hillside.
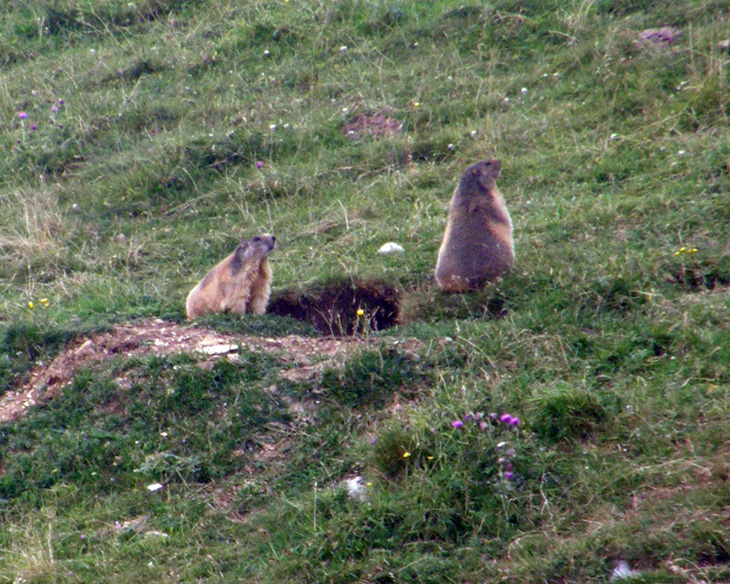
[1,0,730,582]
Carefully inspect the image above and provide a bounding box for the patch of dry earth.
[0,319,422,424]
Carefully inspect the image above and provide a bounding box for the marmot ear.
[235,240,250,257]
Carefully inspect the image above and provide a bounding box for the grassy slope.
[1,0,730,582]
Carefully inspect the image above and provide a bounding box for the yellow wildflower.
[27,301,34,310]
[356,308,365,317]
[403,452,411,459]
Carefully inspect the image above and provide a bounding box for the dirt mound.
[0,319,422,424]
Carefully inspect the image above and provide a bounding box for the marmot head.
[459,159,501,194]
[233,235,276,265]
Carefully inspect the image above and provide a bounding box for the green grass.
[2,0,730,582]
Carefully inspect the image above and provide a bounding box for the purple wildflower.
[499,414,513,425]
[504,471,515,481]
[57,98,64,105]
[479,421,489,432]
[451,420,464,428]
[18,112,28,119]
[51,106,58,113]
[256,161,263,169]
[30,124,37,130]
[370,437,376,444]
[510,417,520,427]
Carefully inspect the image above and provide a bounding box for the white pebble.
[377,242,404,255]
[344,476,367,501]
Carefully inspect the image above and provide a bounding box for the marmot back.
[186,235,275,320]
[434,159,514,292]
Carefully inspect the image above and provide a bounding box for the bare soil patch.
[341,113,403,141]
[0,319,422,424]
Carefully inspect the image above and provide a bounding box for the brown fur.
[186,235,275,319]
[435,159,514,292]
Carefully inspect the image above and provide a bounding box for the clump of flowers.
[26,298,50,311]
[453,411,521,432]
[450,410,523,482]
[674,246,698,257]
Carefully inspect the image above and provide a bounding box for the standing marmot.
[434,159,514,292]
[186,235,275,319]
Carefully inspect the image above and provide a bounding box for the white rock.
[198,343,238,355]
[610,560,642,581]
[378,242,404,255]
[344,476,368,501]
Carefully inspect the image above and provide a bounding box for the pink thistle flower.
[256,161,263,168]
[504,471,515,481]
[51,106,58,113]
[30,124,37,130]
[510,417,520,427]
[499,414,513,425]
[451,420,464,428]
[57,98,64,105]
[18,112,28,119]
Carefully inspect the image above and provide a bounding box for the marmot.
[185,235,275,320]
[434,159,514,292]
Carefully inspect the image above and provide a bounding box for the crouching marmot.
[186,235,275,319]
[434,159,514,292]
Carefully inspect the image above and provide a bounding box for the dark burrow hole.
[668,255,730,291]
[268,280,401,336]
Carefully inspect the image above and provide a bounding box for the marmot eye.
[252,237,261,242]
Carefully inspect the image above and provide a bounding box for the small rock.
[74,339,97,358]
[610,560,642,581]
[198,343,238,355]
[344,476,368,501]
[636,27,683,48]
[377,242,404,255]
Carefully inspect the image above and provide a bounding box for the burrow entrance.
[268,279,401,336]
